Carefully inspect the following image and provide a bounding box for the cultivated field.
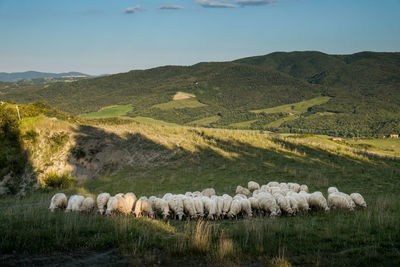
[0,117,399,266]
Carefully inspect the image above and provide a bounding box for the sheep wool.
[96,192,111,215]
[154,198,170,219]
[81,197,95,212]
[327,187,339,195]
[350,193,367,208]
[240,198,252,218]
[308,192,329,211]
[124,193,137,213]
[202,188,216,197]
[267,181,280,187]
[248,181,260,192]
[235,185,251,196]
[49,193,67,212]
[65,195,85,212]
[222,194,233,216]
[134,197,154,218]
[300,184,309,193]
[183,197,197,219]
[227,199,242,218]
[193,197,205,218]
[328,192,355,211]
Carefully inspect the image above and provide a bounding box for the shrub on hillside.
[41,171,76,189]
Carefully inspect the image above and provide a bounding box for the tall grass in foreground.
[0,192,398,265]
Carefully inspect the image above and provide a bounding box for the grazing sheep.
[260,185,271,193]
[106,195,130,215]
[80,197,95,213]
[154,198,170,219]
[192,191,202,198]
[249,197,260,215]
[248,181,260,192]
[115,193,124,198]
[203,197,217,220]
[96,192,111,215]
[49,193,67,212]
[270,187,283,196]
[288,192,310,212]
[236,185,251,196]
[212,196,224,219]
[328,192,355,211]
[300,184,309,193]
[193,197,205,218]
[350,193,367,208]
[183,197,197,219]
[256,192,280,217]
[285,196,299,214]
[274,194,293,215]
[327,187,339,195]
[267,181,280,187]
[288,183,301,193]
[252,189,261,197]
[202,188,216,197]
[124,193,137,213]
[168,196,184,220]
[65,195,85,212]
[163,193,173,200]
[308,192,329,211]
[240,198,252,218]
[227,199,242,219]
[185,192,193,197]
[134,197,154,218]
[222,194,233,217]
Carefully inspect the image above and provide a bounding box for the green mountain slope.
[1,51,400,137]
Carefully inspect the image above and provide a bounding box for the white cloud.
[124,5,147,14]
[195,0,237,8]
[158,3,184,9]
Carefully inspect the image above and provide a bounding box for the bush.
[42,171,76,189]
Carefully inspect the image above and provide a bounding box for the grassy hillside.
[0,116,399,265]
[2,51,400,137]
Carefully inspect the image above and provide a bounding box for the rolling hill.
[1,51,400,137]
[0,71,91,82]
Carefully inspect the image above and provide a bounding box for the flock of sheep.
[49,181,367,220]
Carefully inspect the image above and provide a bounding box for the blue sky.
[0,0,399,75]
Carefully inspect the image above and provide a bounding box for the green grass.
[266,115,300,127]
[79,105,133,119]
[1,118,399,265]
[186,116,221,127]
[131,116,180,127]
[152,99,207,110]
[251,96,331,114]
[228,119,258,129]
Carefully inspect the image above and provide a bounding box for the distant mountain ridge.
[1,51,400,137]
[0,71,91,82]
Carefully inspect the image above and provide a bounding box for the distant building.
[389,134,399,138]
[332,137,342,141]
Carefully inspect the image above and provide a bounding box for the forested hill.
[1,51,400,137]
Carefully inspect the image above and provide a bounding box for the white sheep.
[124,192,137,213]
[193,197,205,218]
[49,193,67,212]
[285,196,299,214]
[203,197,217,220]
[288,183,301,193]
[288,192,310,212]
[134,197,154,218]
[163,193,173,200]
[240,198,252,218]
[350,193,367,208]
[256,192,280,217]
[154,198,170,219]
[236,185,251,196]
[274,193,293,215]
[267,181,280,187]
[227,199,242,219]
[202,188,216,197]
[260,185,271,193]
[300,184,309,193]
[249,197,260,215]
[222,194,233,217]
[212,196,224,219]
[106,195,130,215]
[96,192,111,215]
[168,196,184,220]
[248,181,260,192]
[80,197,95,213]
[65,195,85,212]
[327,187,339,195]
[328,192,355,211]
[183,197,197,219]
[308,192,329,211]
